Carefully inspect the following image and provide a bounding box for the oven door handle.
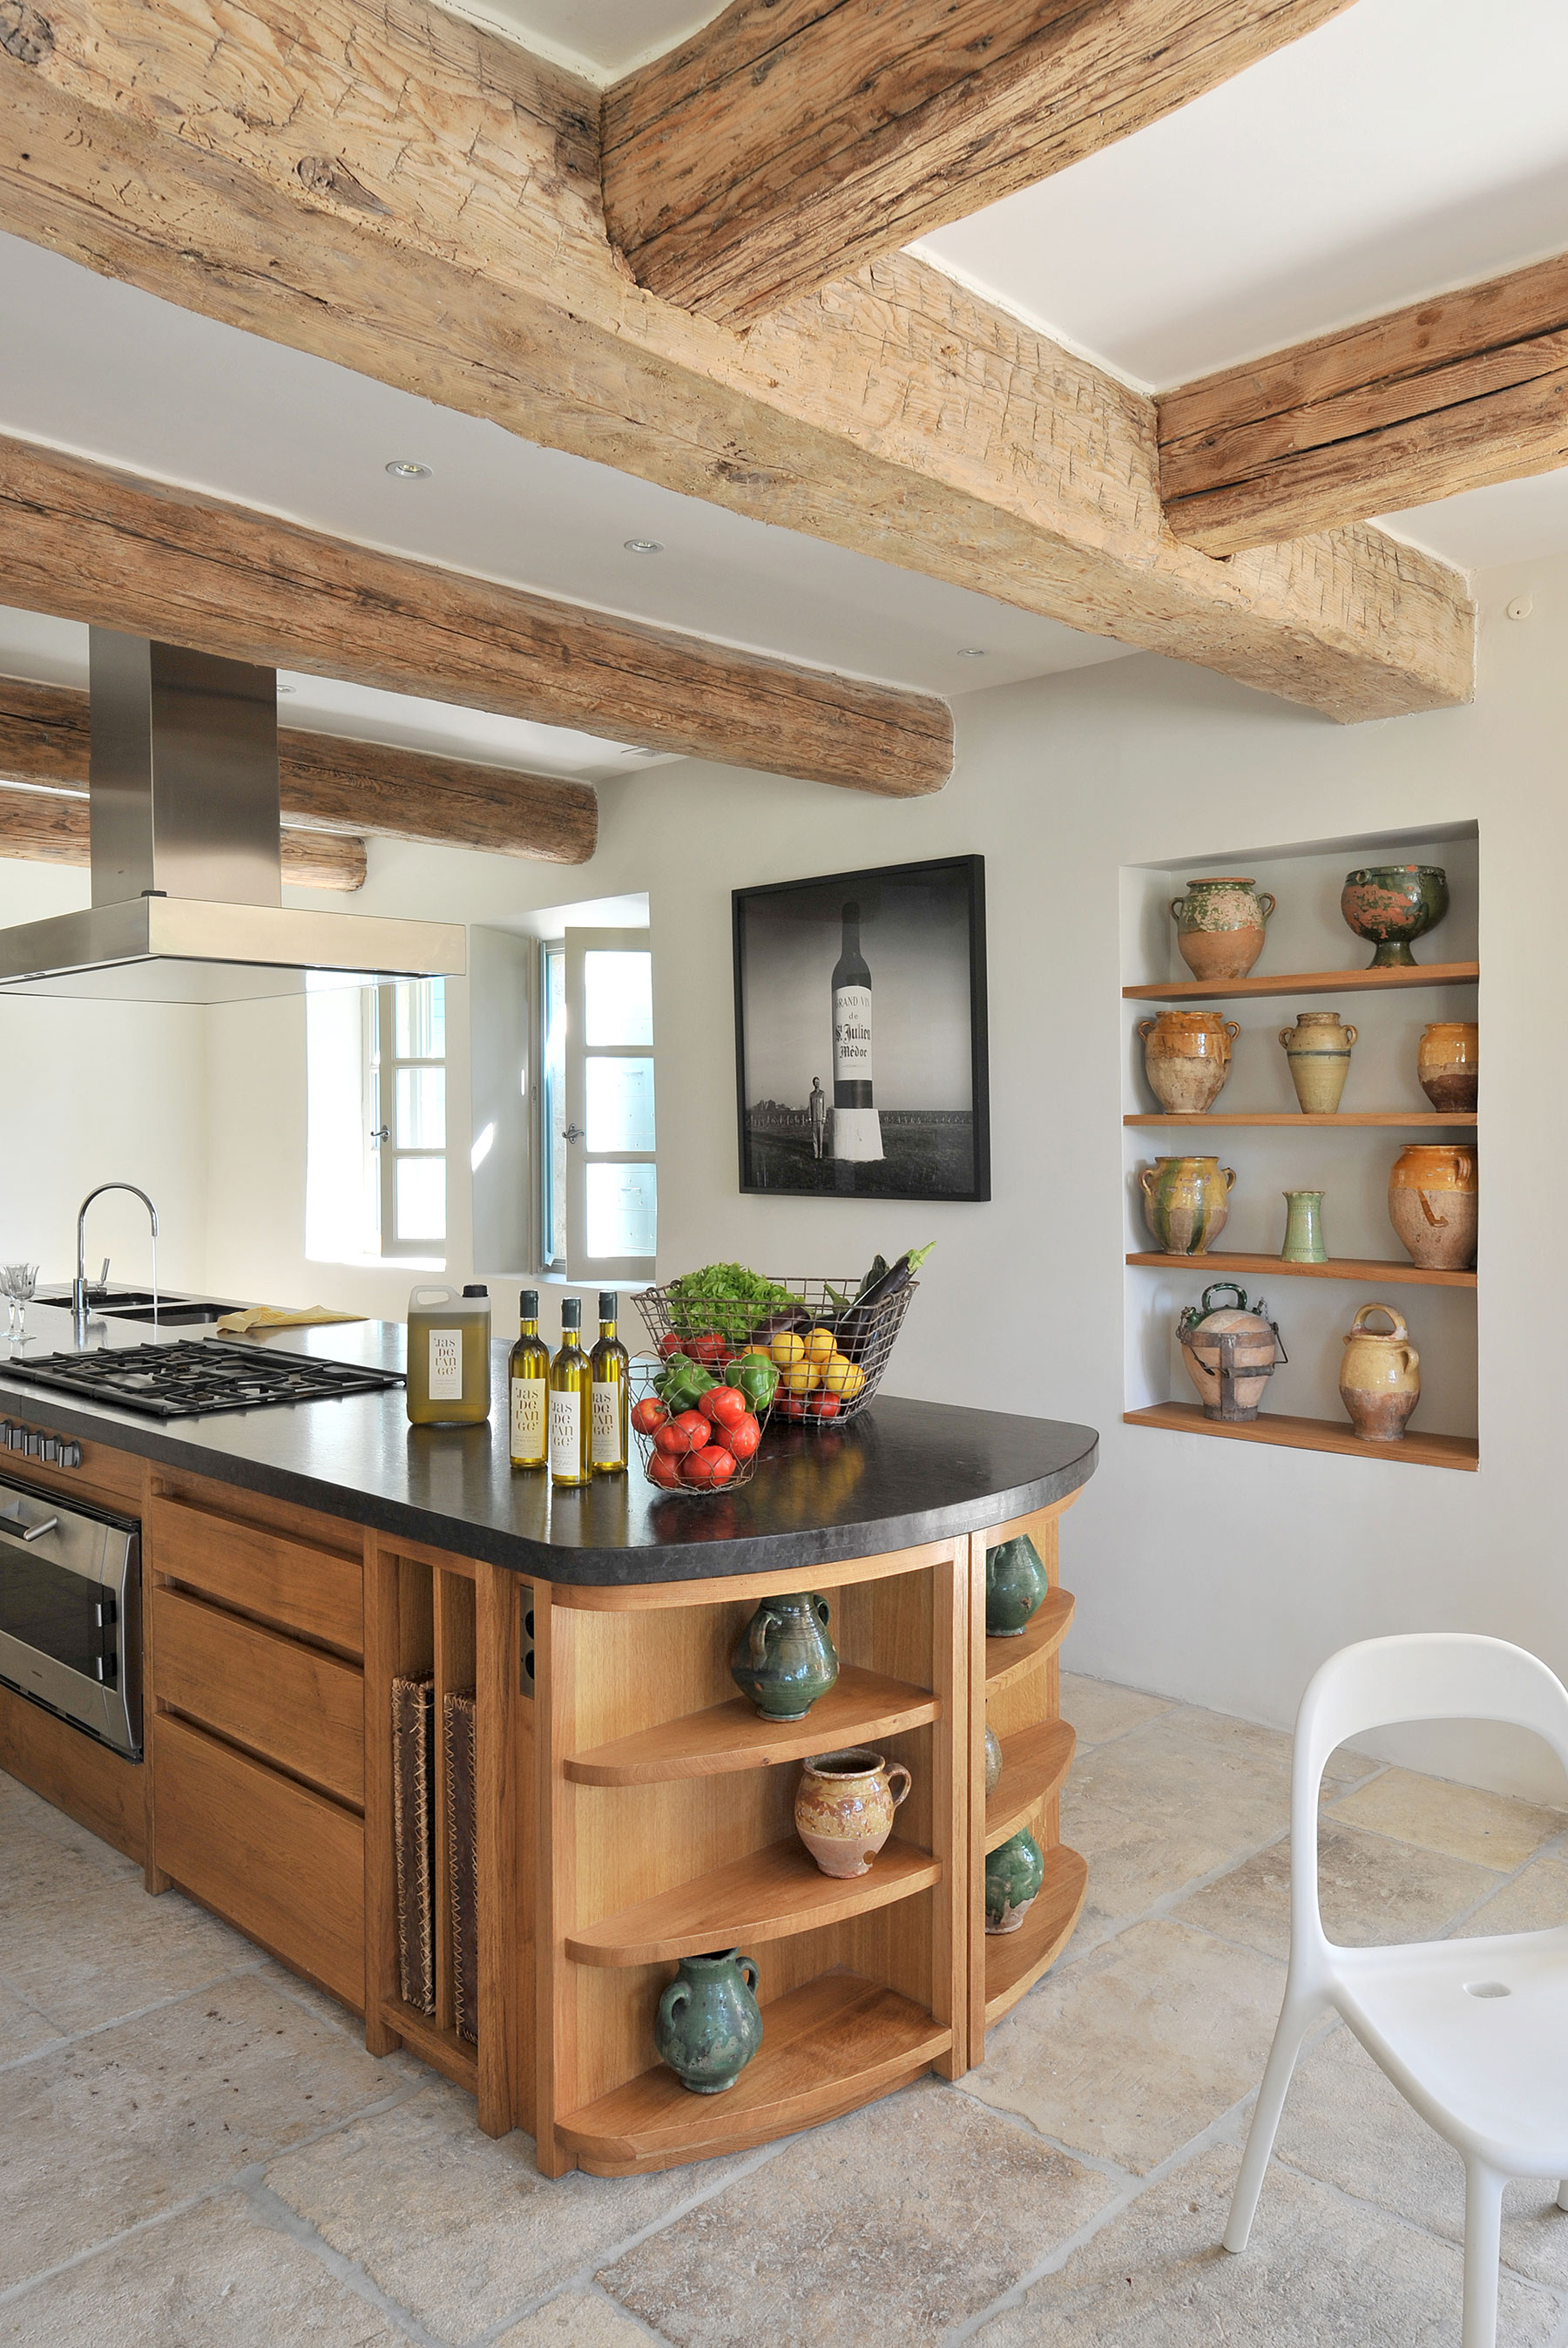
[19,1517,60,1543]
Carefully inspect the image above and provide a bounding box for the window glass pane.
[543,947,566,1268]
[584,951,652,1047]
[585,1056,655,1153]
[395,1155,447,1241]
[586,1162,656,1261]
[396,1066,446,1149]
[395,976,446,1060]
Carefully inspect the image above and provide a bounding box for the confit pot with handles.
[1388,1144,1477,1271]
[653,1949,763,2094]
[729,1592,839,1721]
[1339,1303,1421,1444]
[1137,1008,1241,1114]
[1169,877,1276,982]
[794,1747,912,1878]
[1140,1155,1237,1255]
[1278,1010,1357,1114]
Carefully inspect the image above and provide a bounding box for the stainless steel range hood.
[0,634,464,1002]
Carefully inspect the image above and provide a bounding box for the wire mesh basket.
[632,1276,918,1430]
[629,1359,770,1495]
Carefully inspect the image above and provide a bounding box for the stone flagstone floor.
[5,1672,1568,2345]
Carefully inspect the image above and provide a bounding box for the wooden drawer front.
[157,1711,364,2009]
[157,1587,364,1809]
[151,1496,362,1657]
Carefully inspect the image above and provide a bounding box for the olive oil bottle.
[508,1289,550,1469]
[549,1296,592,1486]
[589,1291,630,1473]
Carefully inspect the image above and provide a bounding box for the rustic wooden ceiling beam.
[1159,254,1568,554]
[604,0,1358,327]
[0,2,1473,724]
[0,780,367,890]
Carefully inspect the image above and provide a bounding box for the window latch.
[370,1125,389,1145]
[563,1125,584,1143]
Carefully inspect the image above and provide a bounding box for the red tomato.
[646,1451,683,1488]
[722,1411,760,1460]
[681,1444,736,1487]
[654,1419,694,1457]
[700,1384,747,1429]
[776,1392,808,1420]
[811,1393,841,1419]
[631,1397,668,1436]
[657,1332,683,1358]
[690,1331,732,1366]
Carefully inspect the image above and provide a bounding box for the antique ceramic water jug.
[729,1592,839,1720]
[1339,1303,1421,1444]
[794,1747,912,1878]
[1138,1009,1240,1114]
[653,1950,763,2094]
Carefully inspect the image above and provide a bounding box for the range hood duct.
[0,633,464,1002]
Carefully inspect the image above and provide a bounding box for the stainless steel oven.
[0,1475,141,1759]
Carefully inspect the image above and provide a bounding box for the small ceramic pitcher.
[1340,1304,1421,1444]
[985,1829,1046,1935]
[1169,878,1276,982]
[1139,1155,1237,1255]
[1137,1009,1240,1114]
[985,1534,1048,1636]
[794,1747,911,1878]
[1278,1010,1356,1113]
[729,1592,839,1720]
[1388,1145,1477,1270]
[653,1949,763,2094]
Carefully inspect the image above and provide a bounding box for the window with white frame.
[306,976,449,1266]
[538,930,656,1282]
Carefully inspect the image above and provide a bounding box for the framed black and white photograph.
[733,855,990,1201]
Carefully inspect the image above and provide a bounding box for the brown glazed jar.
[1388,1144,1477,1270]
[1417,1021,1478,1113]
[1138,1009,1241,1114]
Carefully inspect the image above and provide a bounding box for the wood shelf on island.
[558,1970,951,2177]
[1125,1402,1478,1471]
[1125,1110,1476,1127]
[564,1835,941,1967]
[564,1665,937,1785]
[1123,960,1478,1004]
[1126,1252,1477,1289]
[985,1720,1076,1854]
[985,1588,1075,1695]
[984,1844,1088,2027]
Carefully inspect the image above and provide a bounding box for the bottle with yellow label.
[589,1291,630,1473]
[508,1289,550,1469]
[549,1296,592,1486]
[406,1284,491,1426]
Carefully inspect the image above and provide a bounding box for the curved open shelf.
[985,1719,1076,1854]
[983,1844,1087,2028]
[985,1587,1074,1694]
[559,1970,951,2176]
[1127,1251,1475,1289]
[564,1664,936,1785]
[565,1835,940,1967]
[1123,960,1478,1005]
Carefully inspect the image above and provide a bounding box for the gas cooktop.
[3,1339,405,1418]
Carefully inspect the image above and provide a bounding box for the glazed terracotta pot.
[1418,1021,1478,1113]
[985,1829,1046,1935]
[1176,1282,1282,1421]
[1138,1009,1241,1114]
[1341,865,1450,968]
[983,1722,1004,1797]
[1281,1189,1328,1265]
[1278,1010,1357,1113]
[794,1746,911,1878]
[729,1592,839,1721]
[1139,1155,1237,1255]
[654,1949,763,2094]
[1169,878,1276,982]
[985,1534,1048,1637]
[1340,1303,1421,1444]
[1388,1144,1477,1270]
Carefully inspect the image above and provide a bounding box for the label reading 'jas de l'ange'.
[591,1380,622,1465]
[510,1376,546,1456]
[428,1328,463,1403]
[549,1389,582,1478]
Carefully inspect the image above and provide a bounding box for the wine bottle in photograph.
[830,899,883,1162]
[589,1291,630,1473]
[508,1289,550,1470]
[549,1297,591,1486]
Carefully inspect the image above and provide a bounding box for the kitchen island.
[0,1307,1096,2175]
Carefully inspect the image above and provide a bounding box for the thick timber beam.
[0,0,1473,724]
[0,781,367,889]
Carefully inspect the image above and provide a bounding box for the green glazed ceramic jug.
[730,1592,839,1720]
[985,1829,1046,1935]
[985,1536,1048,1638]
[653,1949,763,2094]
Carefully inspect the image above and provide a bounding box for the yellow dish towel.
[216,1305,367,1336]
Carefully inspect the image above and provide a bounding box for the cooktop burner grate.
[3,1339,405,1418]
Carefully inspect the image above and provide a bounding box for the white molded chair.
[1225,1634,1568,2348]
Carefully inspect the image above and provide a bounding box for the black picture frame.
[732,854,990,1202]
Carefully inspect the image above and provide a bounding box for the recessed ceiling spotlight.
[385,459,432,480]
[620,745,655,755]
[956,646,988,658]
[623,538,664,553]
[276,684,296,695]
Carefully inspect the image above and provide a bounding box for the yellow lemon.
[803,1325,836,1364]
[781,1359,821,1394]
[768,1330,807,1368]
[821,1355,866,1398]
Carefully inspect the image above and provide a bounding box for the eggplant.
[832,1243,935,1361]
[747,1305,813,1346]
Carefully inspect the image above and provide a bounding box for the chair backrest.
[1290,1634,1568,1953]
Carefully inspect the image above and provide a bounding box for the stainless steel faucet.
[74,1185,159,1340]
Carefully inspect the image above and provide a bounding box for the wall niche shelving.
[1121,824,1478,1472]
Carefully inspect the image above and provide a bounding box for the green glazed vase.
[1281,1189,1328,1264]
[983,1722,1004,1797]
[653,1949,763,2094]
[985,1830,1046,1935]
[985,1536,1048,1638]
[730,1592,839,1720]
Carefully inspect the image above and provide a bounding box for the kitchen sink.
[102,1302,230,1327]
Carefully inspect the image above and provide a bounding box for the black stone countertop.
[0,1307,1098,1587]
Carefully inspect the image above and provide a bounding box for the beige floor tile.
[0,1976,63,2067]
[1061,1716,1294,1933]
[1276,2025,1568,2293]
[1328,1766,1565,1871]
[974,2142,1560,2346]
[265,2080,749,2345]
[0,2189,405,2346]
[1176,1821,1503,1961]
[1,1793,142,1902]
[599,2075,1114,2348]
[0,1972,402,2293]
[493,2287,672,2346]
[1058,1674,1173,1749]
[1456,1853,1568,1938]
[1161,1708,1372,1790]
[965,1918,1283,2175]
[0,1877,256,2035]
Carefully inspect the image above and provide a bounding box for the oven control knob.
[24,1431,42,1458]
[58,1443,81,1469]
[40,1437,61,1463]
[0,1424,14,1449]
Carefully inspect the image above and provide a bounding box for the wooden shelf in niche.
[1125,1402,1478,1472]
[1127,1252,1476,1289]
[985,1719,1076,1854]
[1125,1111,1476,1128]
[564,1664,936,1785]
[1123,961,1478,1005]
[983,1844,1088,2027]
[558,1970,950,2177]
[985,1588,1075,1695]
[564,1834,940,1967]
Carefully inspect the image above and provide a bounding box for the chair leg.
[1462,2162,1504,2348]
[1558,2181,1568,2215]
[1223,1986,1322,2254]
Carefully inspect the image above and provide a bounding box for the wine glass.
[3,1263,38,1347]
